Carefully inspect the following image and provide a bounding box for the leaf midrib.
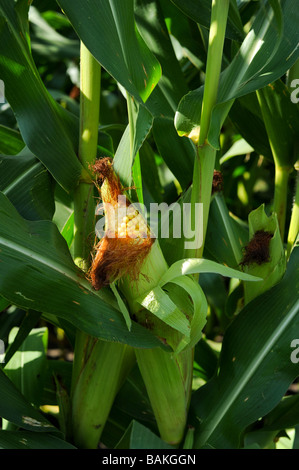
[0,235,109,304]
[2,162,41,196]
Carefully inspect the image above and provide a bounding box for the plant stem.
[287,167,299,257]
[74,41,101,271]
[189,145,217,260]
[72,41,101,387]
[189,0,229,259]
[198,0,229,148]
[273,165,290,242]
[78,43,101,170]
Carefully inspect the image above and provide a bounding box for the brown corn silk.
[212,170,223,194]
[240,230,273,266]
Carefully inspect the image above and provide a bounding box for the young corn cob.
[89,157,153,290]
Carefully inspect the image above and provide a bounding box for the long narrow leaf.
[0,1,83,191]
[170,0,245,41]
[0,431,76,449]
[0,147,55,221]
[175,0,299,148]
[0,368,56,432]
[57,0,161,103]
[159,258,261,286]
[192,244,299,448]
[0,125,24,154]
[4,327,48,407]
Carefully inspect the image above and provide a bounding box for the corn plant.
[0,0,299,450]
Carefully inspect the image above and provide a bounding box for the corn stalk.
[188,0,230,260]
[71,43,134,449]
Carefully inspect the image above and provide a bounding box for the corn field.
[0,0,299,451]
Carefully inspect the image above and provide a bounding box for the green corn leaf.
[0,1,83,192]
[139,142,164,204]
[53,201,74,248]
[0,431,76,449]
[159,187,250,269]
[159,257,262,286]
[158,186,192,265]
[159,0,206,70]
[57,0,161,103]
[228,94,274,161]
[175,0,299,148]
[166,275,208,353]
[220,138,254,165]
[3,310,42,366]
[194,338,219,383]
[0,147,55,221]
[0,296,10,313]
[137,285,191,339]
[136,253,260,352]
[135,0,189,115]
[152,117,195,190]
[4,327,48,408]
[29,6,79,60]
[261,394,299,433]
[113,101,153,188]
[116,420,174,449]
[111,282,132,331]
[170,0,245,42]
[204,193,248,268]
[0,368,56,433]
[191,243,299,449]
[153,253,260,352]
[0,307,25,349]
[132,152,144,206]
[0,125,24,155]
[256,79,299,169]
[243,428,279,449]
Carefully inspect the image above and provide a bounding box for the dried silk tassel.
[89,158,154,290]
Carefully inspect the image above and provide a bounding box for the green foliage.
[191,244,299,449]
[0,0,298,450]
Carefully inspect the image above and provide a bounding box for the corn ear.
[120,243,197,444]
[135,347,193,445]
[241,204,286,303]
[89,159,205,445]
[71,341,135,449]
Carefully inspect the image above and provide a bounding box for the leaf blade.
[0,2,83,191]
[192,245,299,448]
[57,0,161,103]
